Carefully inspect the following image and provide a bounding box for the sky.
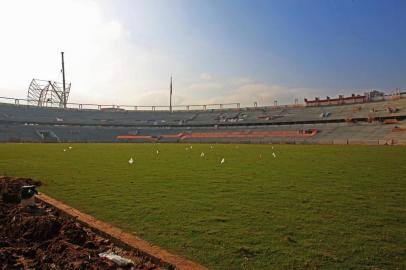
[0,0,405,107]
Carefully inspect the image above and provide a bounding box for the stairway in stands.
[36,130,60,143]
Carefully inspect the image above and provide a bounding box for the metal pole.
[170,76,173,112]
[61,52,66,108]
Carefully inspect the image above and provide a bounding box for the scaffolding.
[27,79,71,107]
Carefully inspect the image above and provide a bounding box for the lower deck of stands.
[1,121,405,145]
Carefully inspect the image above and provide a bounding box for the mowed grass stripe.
[0,143,405,269]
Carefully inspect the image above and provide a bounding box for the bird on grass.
[272,152,276,158]
[128,157,134,164]
[200,152,205,157]
[220,158,225,164]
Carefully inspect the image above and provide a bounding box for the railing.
[1,90,404,112]
[0,96,241,112]
[0,95,308,112]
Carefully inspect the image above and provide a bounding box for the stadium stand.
[1,95,406,144]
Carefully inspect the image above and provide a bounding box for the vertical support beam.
[61,52,67,108]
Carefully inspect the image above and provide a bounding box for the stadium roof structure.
[27,79,71,108]
[26,52,70,108]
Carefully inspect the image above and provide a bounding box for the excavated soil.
[0,176,165,270]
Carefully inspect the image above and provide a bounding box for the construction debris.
[99,252,134,267]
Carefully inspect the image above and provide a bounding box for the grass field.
[0,143,405,269]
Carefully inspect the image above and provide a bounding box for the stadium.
[1,1,406,269]
[1,72,406,269]
[1,87,406,145]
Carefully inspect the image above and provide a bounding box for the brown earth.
[0,176,165,270]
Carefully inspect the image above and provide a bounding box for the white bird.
[156,150,159,154]
[200,152,205,157]
[220,158,225,164]
[271,146,274,149]
[128,157,134,164]
[68,146,72,149]
[272,152,276,158]
[63,149,66,152]
[185,147,189,151]
[210,145,214,149]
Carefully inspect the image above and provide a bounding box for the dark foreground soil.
[0,176,165,270]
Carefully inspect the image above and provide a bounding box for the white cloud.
[169,77,325,107]
[228,77,253,86]
[137,90,189,108]
[0,0,126,100]
[200,73,212,80]
[0,0,178,105]
[207,83,324,107]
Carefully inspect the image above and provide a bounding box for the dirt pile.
[0,176,164,270]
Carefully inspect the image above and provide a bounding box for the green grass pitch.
[0,143,405,269]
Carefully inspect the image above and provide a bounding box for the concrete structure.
[1,96,406,144]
